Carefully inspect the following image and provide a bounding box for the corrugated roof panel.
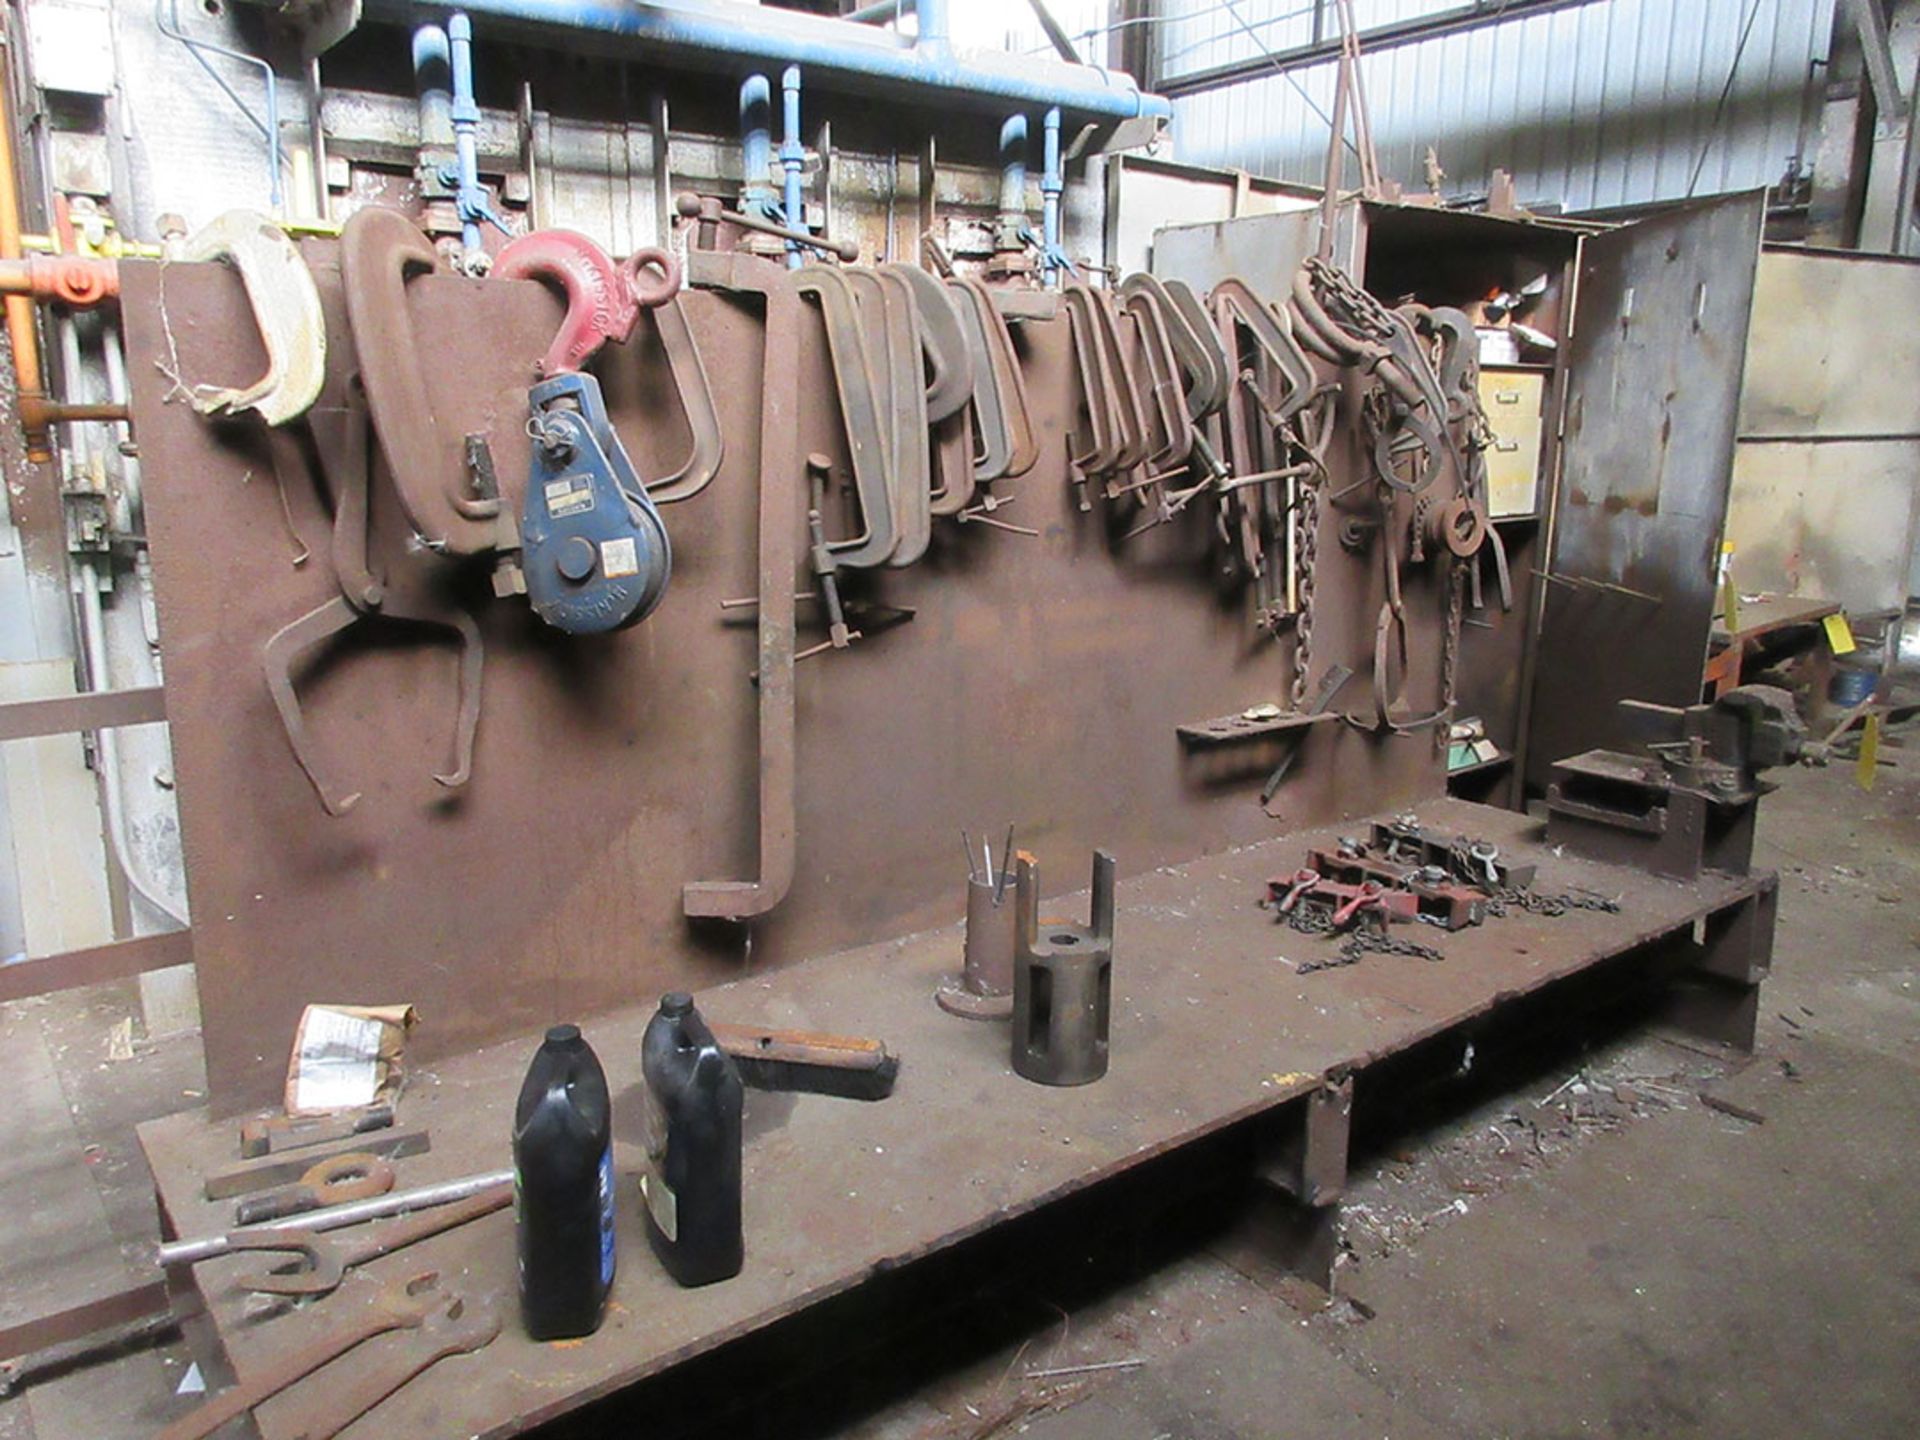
[1164,0,1836,212]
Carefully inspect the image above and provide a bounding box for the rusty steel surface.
[122,246,1446,1116]
[1525,192,1767,792]
[140,798,1771,1440]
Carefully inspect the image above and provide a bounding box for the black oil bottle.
[513,1024,615,1339]
[640,993,744,1287]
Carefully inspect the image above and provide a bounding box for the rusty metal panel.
[1726,247,1920,613]
[121,248,1443,1114]
[1150,209,1321,299]
[1525,192,1764,792]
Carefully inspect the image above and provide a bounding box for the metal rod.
[448,12,488,257]
[780,66,806,269]
[157,1169,515,1267]
[1041,106,1063,288]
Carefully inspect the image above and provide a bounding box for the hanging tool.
[174,210,326,427]
[261,386,483,816]
[340,206,503,556]
[946,273,1038,483]
[846,267,931,567]
[796,264,896,570]
[234,1152,396,1226]
[249,238,483,815]
[491,230,688,633]
[681,248,801,922]
[154,1271,454,1440]
[230,1181,512,1297]
[521,370,674,633]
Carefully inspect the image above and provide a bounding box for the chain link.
[1441,559,1465,719]
[1339,929,1445,963]
[1290,477,1319,711]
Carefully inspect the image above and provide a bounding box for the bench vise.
[1546,685,1804,879]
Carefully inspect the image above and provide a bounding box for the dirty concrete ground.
[1,752,1915,1439]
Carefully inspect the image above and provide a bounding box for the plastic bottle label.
[598,1145,617,1288]
[641,1165,678,1243]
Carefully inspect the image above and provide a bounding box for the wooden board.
[140,799,1765,1440]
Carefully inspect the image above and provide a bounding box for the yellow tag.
[1855,713,1881,791]
[1823,611,1856,656]
[1720,574,1740,635]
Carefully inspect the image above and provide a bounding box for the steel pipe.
[448,13,486,256]
[412,22,454,147]
[158,1169,516,1267]
[998,112,1028,221]
[1042,105,1063,288]
[361,1,1169,127]
[740,73,775,219]
[780,66,806,269]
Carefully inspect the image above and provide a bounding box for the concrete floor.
[2,752,1916,1439]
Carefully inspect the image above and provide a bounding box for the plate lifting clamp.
[490,230,712,633]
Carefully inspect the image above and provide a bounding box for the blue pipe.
[448,13,486,256]
[998,113,1027,223]
[1042,106,1063,288]
[916,0,949,53]
[412,23,453,147]
[740,73,776,220]
[362,1,1170,127]
[847,0,913,22]
[780,66,806,270]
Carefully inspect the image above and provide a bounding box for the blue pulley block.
[521,372,672,635]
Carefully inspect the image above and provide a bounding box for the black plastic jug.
[513,1023,615,1339]
[640,993,744,1287]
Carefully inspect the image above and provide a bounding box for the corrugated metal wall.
[1160,0,1836,212]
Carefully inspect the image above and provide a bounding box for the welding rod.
[157,1168,514,1267]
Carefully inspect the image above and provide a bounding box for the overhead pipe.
[360,1,1170,129]
[1041,105,1063,288]
[447,13,490,259]
[779,67,806,269]
[995,112,1027,258]
[847,0,914,25]
[739,74,777,221]
[916,0,950,53]
[997,113,1027,221]
[412,22,454,148]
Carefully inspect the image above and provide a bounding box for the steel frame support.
[1247,1070,1352,1290]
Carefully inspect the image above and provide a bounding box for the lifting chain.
[1338,928,1445,963]
[1441,558,1465,719]
[1486,887,1623,919]
[1290,476,1320,711]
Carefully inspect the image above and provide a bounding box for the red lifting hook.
[491,229,681,376]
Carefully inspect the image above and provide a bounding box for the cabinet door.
[1523,191,1765,792]
[1478,368,1546,517]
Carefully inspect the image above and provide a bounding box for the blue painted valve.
[521,372,672,634]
